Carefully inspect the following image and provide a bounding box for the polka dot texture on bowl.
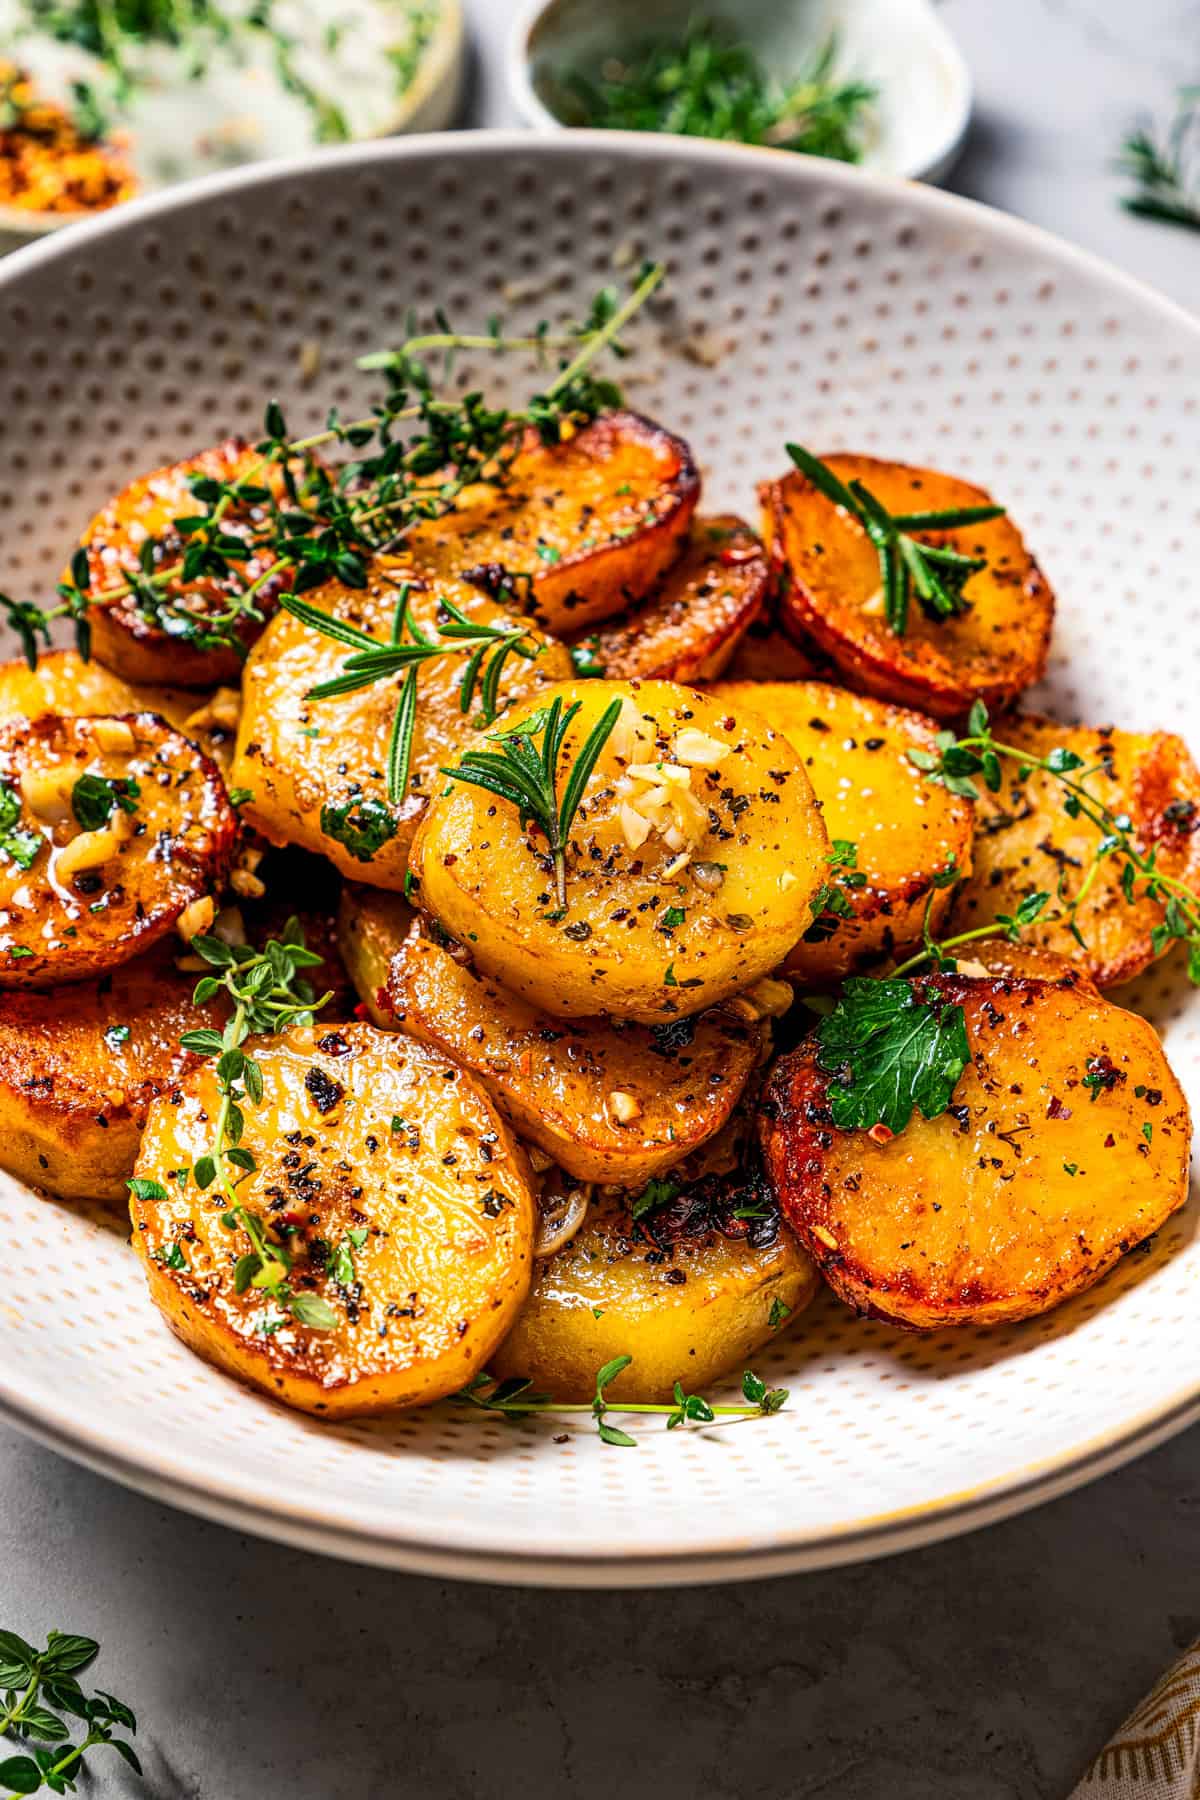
[0,136,1196,1583]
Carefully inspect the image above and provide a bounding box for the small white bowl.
[508,0,972,185]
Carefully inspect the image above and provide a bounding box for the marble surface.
[3,2,1200,1796]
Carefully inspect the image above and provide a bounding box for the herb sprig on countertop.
[443,694,623,910]
[128,917,338,1333]
[456,1358,787,1447]
[1119,87,1200,232]
[786,445,1006,636]
[910,701,1200,983]
[556,21,875,164]
[0,1627,140,1795]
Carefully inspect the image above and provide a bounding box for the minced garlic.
[611,700,730,856]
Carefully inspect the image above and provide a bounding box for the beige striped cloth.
[1071,1646,1200,1795]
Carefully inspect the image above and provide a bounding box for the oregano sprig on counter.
[0,1627,140,1796]
[785,444,1006,635]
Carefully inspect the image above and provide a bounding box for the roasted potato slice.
[764,455,1053,719]
[760,974,1191,1330]
[130,1022,535,1417]
[390,411,699,637]
[712,680,974,984]
[337,883,768,1186]
[951,936,1100,996]
[0,649,239,769]
[952,714,1200,988]
[76,437,306,688]
[568,515,768,683]
[491,1174,819,1403]
[410,679,827,1023]
[0,712,236,987]
[231,565,572,888]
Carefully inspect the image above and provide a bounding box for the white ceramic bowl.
[0,132,1197,1586]
[508,0,972,184]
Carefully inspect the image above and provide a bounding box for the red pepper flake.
[1104,1133,1116,1148]
[867,1123,894,1145]
[1046,1095,1072,1120]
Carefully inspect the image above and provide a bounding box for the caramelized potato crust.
[764,455,1053,719]
[131,1023,536,1416]
[761,975,1191,1329]
[711,680,975,983]
[0,711,236,987]
[0,648,239,769]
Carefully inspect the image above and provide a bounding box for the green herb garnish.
[815,976,971,1136]
[1119,88,1200,231]
[0,1626,140,1794]
[0,784,41,871]
[454,1358,787,1446]
[70,771,139,832]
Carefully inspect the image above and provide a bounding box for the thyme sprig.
[910,700,1200,981]
[455,1359,788,1447]
[0,1626,139,1796]
[281,584,543,804]
[786,444,1006,636]
[133,918,339,1332]
[442,694,623,909]
[1119,87,1200,231]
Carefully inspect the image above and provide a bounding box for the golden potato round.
[231,564,572,888]
[131,1022,536,1417]
[952,713,1200,989]
[409,678,828,1023]
[570,515,768,683]
[337,883,768,1186]
[765,455,1053,720]
[0,648,240,770]
[392,410,699,637]
[760,975,1191,1330]
[711,680,975,984]
[0,711,236,987]
[491,1182,819,1404]
[949,936,1100,996]
[76,437,302,687]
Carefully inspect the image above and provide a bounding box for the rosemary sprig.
[442,694,622,909]
[910,701,1200,982]
[1119,87,1200,231]
[0,1626,139,1795]
[132,918,338,1332]
[786,445,1006,636]
[455,1358,788,1447]
[280,584,542,803]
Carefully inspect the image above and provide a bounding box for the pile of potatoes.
[0,410,1193,1419]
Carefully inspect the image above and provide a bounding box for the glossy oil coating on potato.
[760,975,1191,1330]
[131,1023,536,1417]
[76,437,304,687]
[491,1177,819,1403]
[764,455,1053,719]
[712,680,975,984]
[231,565,572,888]
[338,883,767,1186]
[388,411,699,637]
[952,714,1200,989]
[0,648,240,770]
[410,679,827,1023]
[949,936,1100,996]
[569,515,768,683]
[0,711,236,987]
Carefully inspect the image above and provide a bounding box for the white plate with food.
[0,132,1196,1587]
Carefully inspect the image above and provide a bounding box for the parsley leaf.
[815,977,971,1135]
[0,781,42,870]
[71,771,140,831]
[631,1174,681,1220]
[320,794,397,862]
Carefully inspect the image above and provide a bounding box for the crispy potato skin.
[0,649,238,769]
[712,680,975,984]
[572,516,768,683]
[410,679,827,1023]
[0,711,236,987]
[953,714,1200,988]
[954,936,1100,996]
[391,411,699,637]
[231,566,571,887]
[77,438,299,687]
[338,883,766,1185]
[131,1023,536,1417]
[764,456,1054,719]
[492,1185,819,1403]
[0,940,215,1201]
[760,975,1191,1330]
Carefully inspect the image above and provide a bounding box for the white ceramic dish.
[0,0,464,252]
[0,132,1196,1587]
[508,0,972,184]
